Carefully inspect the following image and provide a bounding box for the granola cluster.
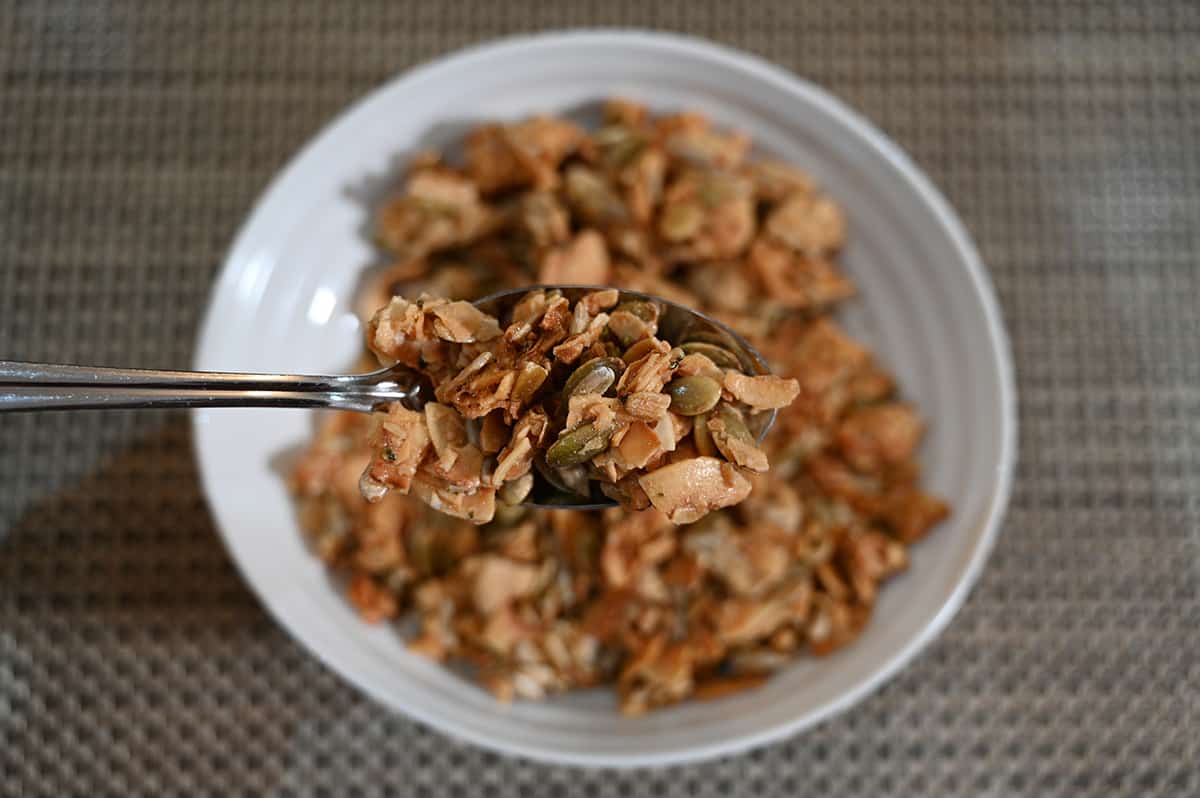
[290,100,949,714]
[359,289,799,525]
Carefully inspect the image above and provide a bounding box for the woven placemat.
[1,1,1197,794]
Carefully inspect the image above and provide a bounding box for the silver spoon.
[0,285,776,509]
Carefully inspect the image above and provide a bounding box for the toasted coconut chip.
[748,237,854,311]
[639,457,752,524]
[424,403,468,469]
[674,353,724,381]
[510,290,551,326]
[565,394,624,434]
[581,288,620,314]
[466,117,584,194]
[651,412,678,453]
[376,169,497,260]
[613,420,664,470]
[766,192,846,256]
[553,312,610,364]
[723,372,801,411]
[493,409,550,485]
[624,391,672,421]
[538,229,612,285]
[361,406,431,499]
[411,472,495,524]
[616,350,673,395]
[835,403,924,473]
[716,599,792,645]
[479,410,510,454]
[471,555,545,613]
[430,301,502,342]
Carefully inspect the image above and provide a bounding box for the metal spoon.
[0,285,777,509]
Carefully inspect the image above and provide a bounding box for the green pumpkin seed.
[594,125,646,169]
[693,411,717,456]
[660,202,705,241]
[512,362,549,404]
[622,338,660,364]
[562,357,624,399]
[545,423,613,468]
[709,404,757,464]
[497,473,534,506]
[715,403,754,443]
[665,375,722,416]
[565,166,629,225]
[555,463,592,496]
[681,341,742,370]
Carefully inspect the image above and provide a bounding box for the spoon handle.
[0,361,423,413]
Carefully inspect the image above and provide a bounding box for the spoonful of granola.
[361,284,798,521]
[0,285,799,520]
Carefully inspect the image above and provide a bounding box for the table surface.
[2,2,1197,795]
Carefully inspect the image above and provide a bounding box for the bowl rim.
[192,29,1017,767]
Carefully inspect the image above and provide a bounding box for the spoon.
[0,285,777,509]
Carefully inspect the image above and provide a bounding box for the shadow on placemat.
[0,415,384,789]
[1,417,248,611]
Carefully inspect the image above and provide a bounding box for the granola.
[290,100,950,715]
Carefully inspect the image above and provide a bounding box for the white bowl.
[192,31,1016,767]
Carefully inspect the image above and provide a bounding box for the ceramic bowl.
[192,31,1016,767]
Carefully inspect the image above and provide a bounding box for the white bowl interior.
[193,32,1014,767]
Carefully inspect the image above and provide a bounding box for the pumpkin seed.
[594,125,646,169]
[565,166,629,225]
[622,338,660,364]
[714,403,755,445]
[665,375,722,415]
[545,422,613,467]
[681,341,742,370]
[709,403,761,465]
[497,473,534,506]
[660,202,705,241]
[562,357,624,399]
[511,362,549,405]
[555,464,592,496]
[693,411,717,456]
